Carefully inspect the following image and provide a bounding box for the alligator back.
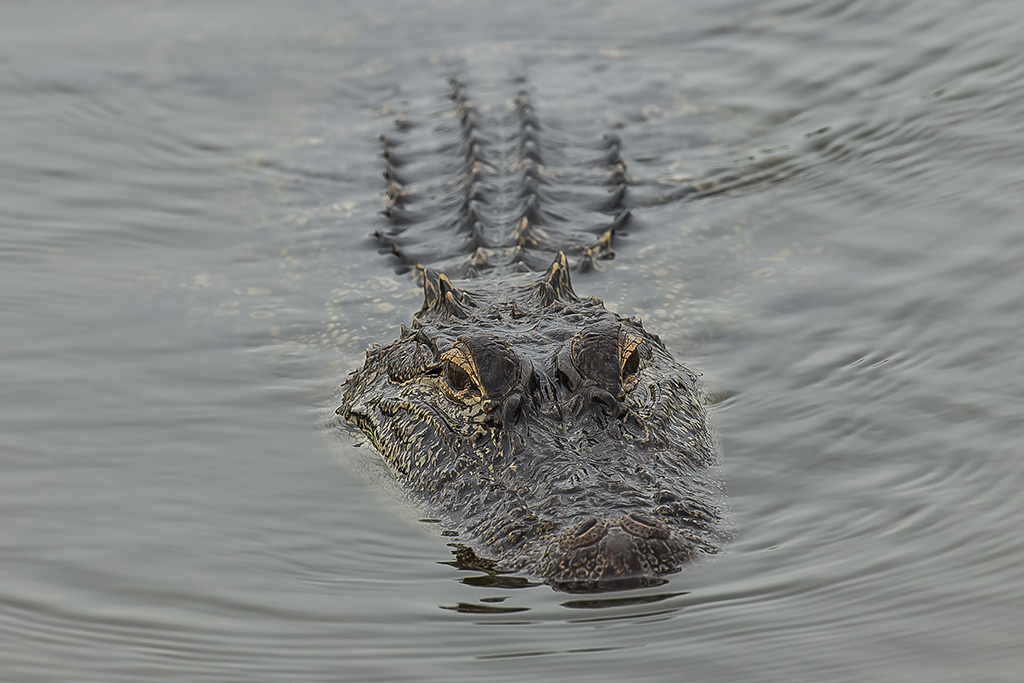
[375,77,631,277]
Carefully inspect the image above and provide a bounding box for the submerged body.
[337,79,729,591]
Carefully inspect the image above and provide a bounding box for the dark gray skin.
[338,255,727,591]
[335,78,729,591]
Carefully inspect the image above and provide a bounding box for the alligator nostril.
[619,512,671,539]
[559,517,609,549]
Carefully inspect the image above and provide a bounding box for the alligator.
[336,78,729,592]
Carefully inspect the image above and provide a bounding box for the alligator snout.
[538,512,690,590]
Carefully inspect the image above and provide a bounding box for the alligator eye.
[445,361,474,392]
[570,323,647,395]
[439,343,483,403]
[618,331,645,391]
[570,325,619,389]
[621,346,640,377]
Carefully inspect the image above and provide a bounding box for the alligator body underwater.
[337,78,729,592]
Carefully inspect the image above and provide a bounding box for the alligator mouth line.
[340,405,383,454]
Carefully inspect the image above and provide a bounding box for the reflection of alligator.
[337,78,728,591]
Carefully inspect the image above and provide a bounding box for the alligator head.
[338,253,727,591]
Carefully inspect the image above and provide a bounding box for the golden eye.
[439,343,483,403]
[445,361,474,392]
[621,346,640,377]
[619,331,644,389]
[569,324,648,395]
[570,326,619,387]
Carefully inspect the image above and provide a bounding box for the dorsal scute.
[532,251,579,306]
[419,267,476,319]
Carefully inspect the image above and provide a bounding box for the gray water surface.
[3,1,1024,681]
